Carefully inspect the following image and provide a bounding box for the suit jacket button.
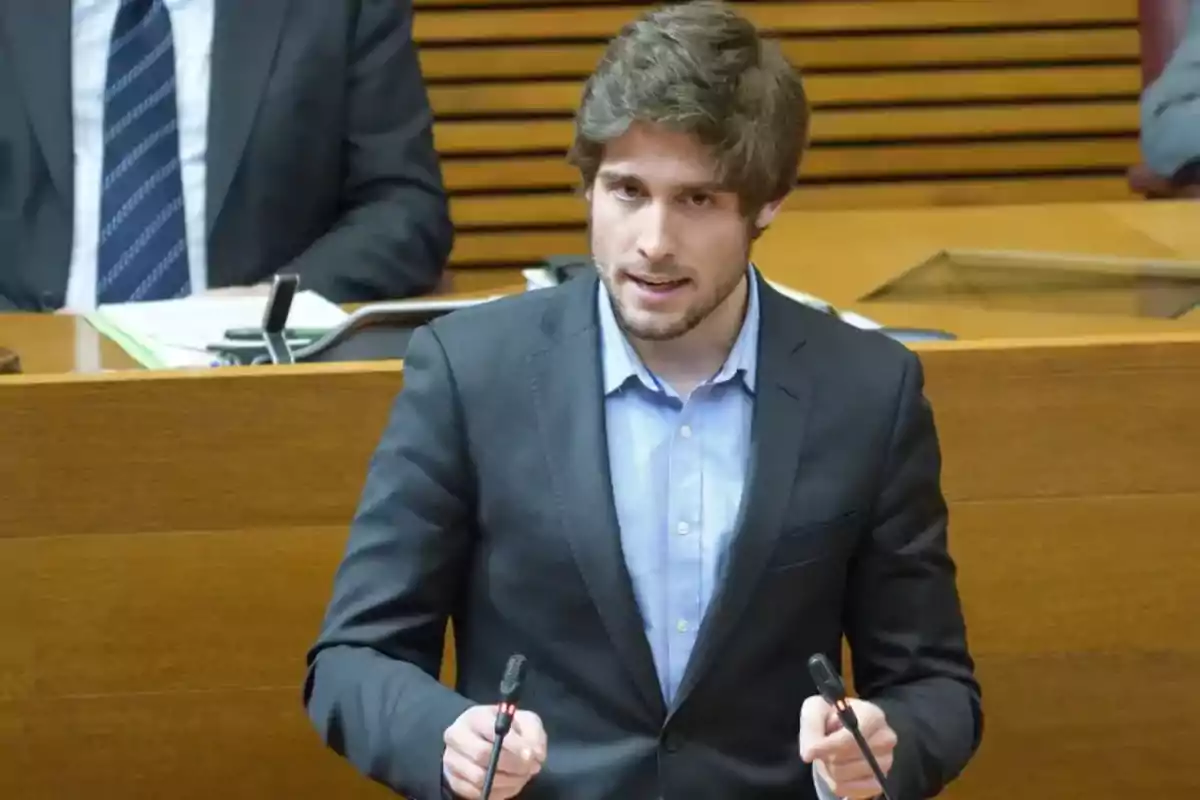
[662,732,681,752]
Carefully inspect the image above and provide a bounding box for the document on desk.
[85,292,349,369]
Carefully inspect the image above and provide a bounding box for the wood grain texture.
[441,139,1140,192]
[750,202,1200,336]
[2,325,1198,798]
[419,29,1140,80]
[448,176,1139,229]
[436,103,1141,155]
[409,0,1144,269]
[427,67,1140,118]
[0,365,404,537]
[0,691,393,800]
[919,337,1200,501]
[0,316,137,375]
[412,1,1137,42]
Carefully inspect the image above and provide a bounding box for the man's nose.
[636,204,675,263]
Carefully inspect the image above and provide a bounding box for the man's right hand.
[442,705,547,799]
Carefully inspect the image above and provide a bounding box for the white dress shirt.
[66,0,213,311]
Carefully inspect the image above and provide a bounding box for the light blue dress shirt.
[599,273,841,800]
[599,273,759,705]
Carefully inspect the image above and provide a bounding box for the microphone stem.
[847,723,894,800]
[481,737,503,800]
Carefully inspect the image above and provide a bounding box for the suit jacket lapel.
[206,0,289,237]
[1,0,73,208]
[670,277,817,714]
[528,274,667,721]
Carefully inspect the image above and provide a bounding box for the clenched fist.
[443,705,547,799]
[799,696,897,799]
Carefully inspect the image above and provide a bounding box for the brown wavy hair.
[567,0,810,214]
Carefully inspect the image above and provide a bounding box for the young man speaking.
[304,3,983,798]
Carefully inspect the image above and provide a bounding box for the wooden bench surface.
[411,0,1144,277]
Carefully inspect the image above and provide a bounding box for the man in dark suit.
[0,0,451,312]
[304,3,982,799]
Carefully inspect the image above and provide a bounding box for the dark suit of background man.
[305,2,982,799]
[0,0,452,312]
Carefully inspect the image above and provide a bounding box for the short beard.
[589,208,754,342]
[598,263,746,342]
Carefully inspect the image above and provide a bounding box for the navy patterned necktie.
[97,0,190,304]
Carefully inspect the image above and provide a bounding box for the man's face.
[588,123,780,342]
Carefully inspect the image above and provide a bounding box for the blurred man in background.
[1140,0,1200,190]
[0,0,451,312]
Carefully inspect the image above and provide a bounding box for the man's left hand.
[799,696,897,799]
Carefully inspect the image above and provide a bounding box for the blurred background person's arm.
[272,0,453,302]
[1139,0,1200,189]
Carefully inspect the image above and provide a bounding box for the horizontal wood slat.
[418,28,1140,81]
[435,102,1139,154]
[414,0,1143,270]
[427,65,1139,117]
[413,1,1137,44]
[447,174,1141,265]
[448,175,1138,229]
[442,139,1139,192]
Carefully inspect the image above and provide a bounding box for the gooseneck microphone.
[807,654,894,800]
[481,654,528,800]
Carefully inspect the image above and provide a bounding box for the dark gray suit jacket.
[304,273,983,799]
[0,0,452,312]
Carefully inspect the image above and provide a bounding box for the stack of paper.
[85,291,349,369]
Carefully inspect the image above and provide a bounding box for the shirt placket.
[664,396,704,704]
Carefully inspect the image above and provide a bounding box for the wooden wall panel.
[3,331,1196,799]
[412,0,1144,277]
[0,526,344,697]
[920,335,1200,501]
[0,366,403,537]
[1,692,392,800]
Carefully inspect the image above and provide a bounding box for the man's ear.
[755,196,786,230]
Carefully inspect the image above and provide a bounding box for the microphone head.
[499,654,527,704]
[807,653,846,706]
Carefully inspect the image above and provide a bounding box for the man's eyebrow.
[596,169,637,181]
[596,170,725,193]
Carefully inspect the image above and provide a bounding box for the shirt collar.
[598,266,760,397]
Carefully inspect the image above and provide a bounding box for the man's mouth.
[627,273,689,290]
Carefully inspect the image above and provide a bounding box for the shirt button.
[676,521,690,535]
[679,424,692,438]
[676,619,689,633]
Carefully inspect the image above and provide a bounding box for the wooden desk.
[752,200,1200,338]
[2,329,1198,799]
[2,200,1197,797]
[450,199,1200,335]
[4,200,1196,375]
[0,314,138,374]
[0,287,511,376]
